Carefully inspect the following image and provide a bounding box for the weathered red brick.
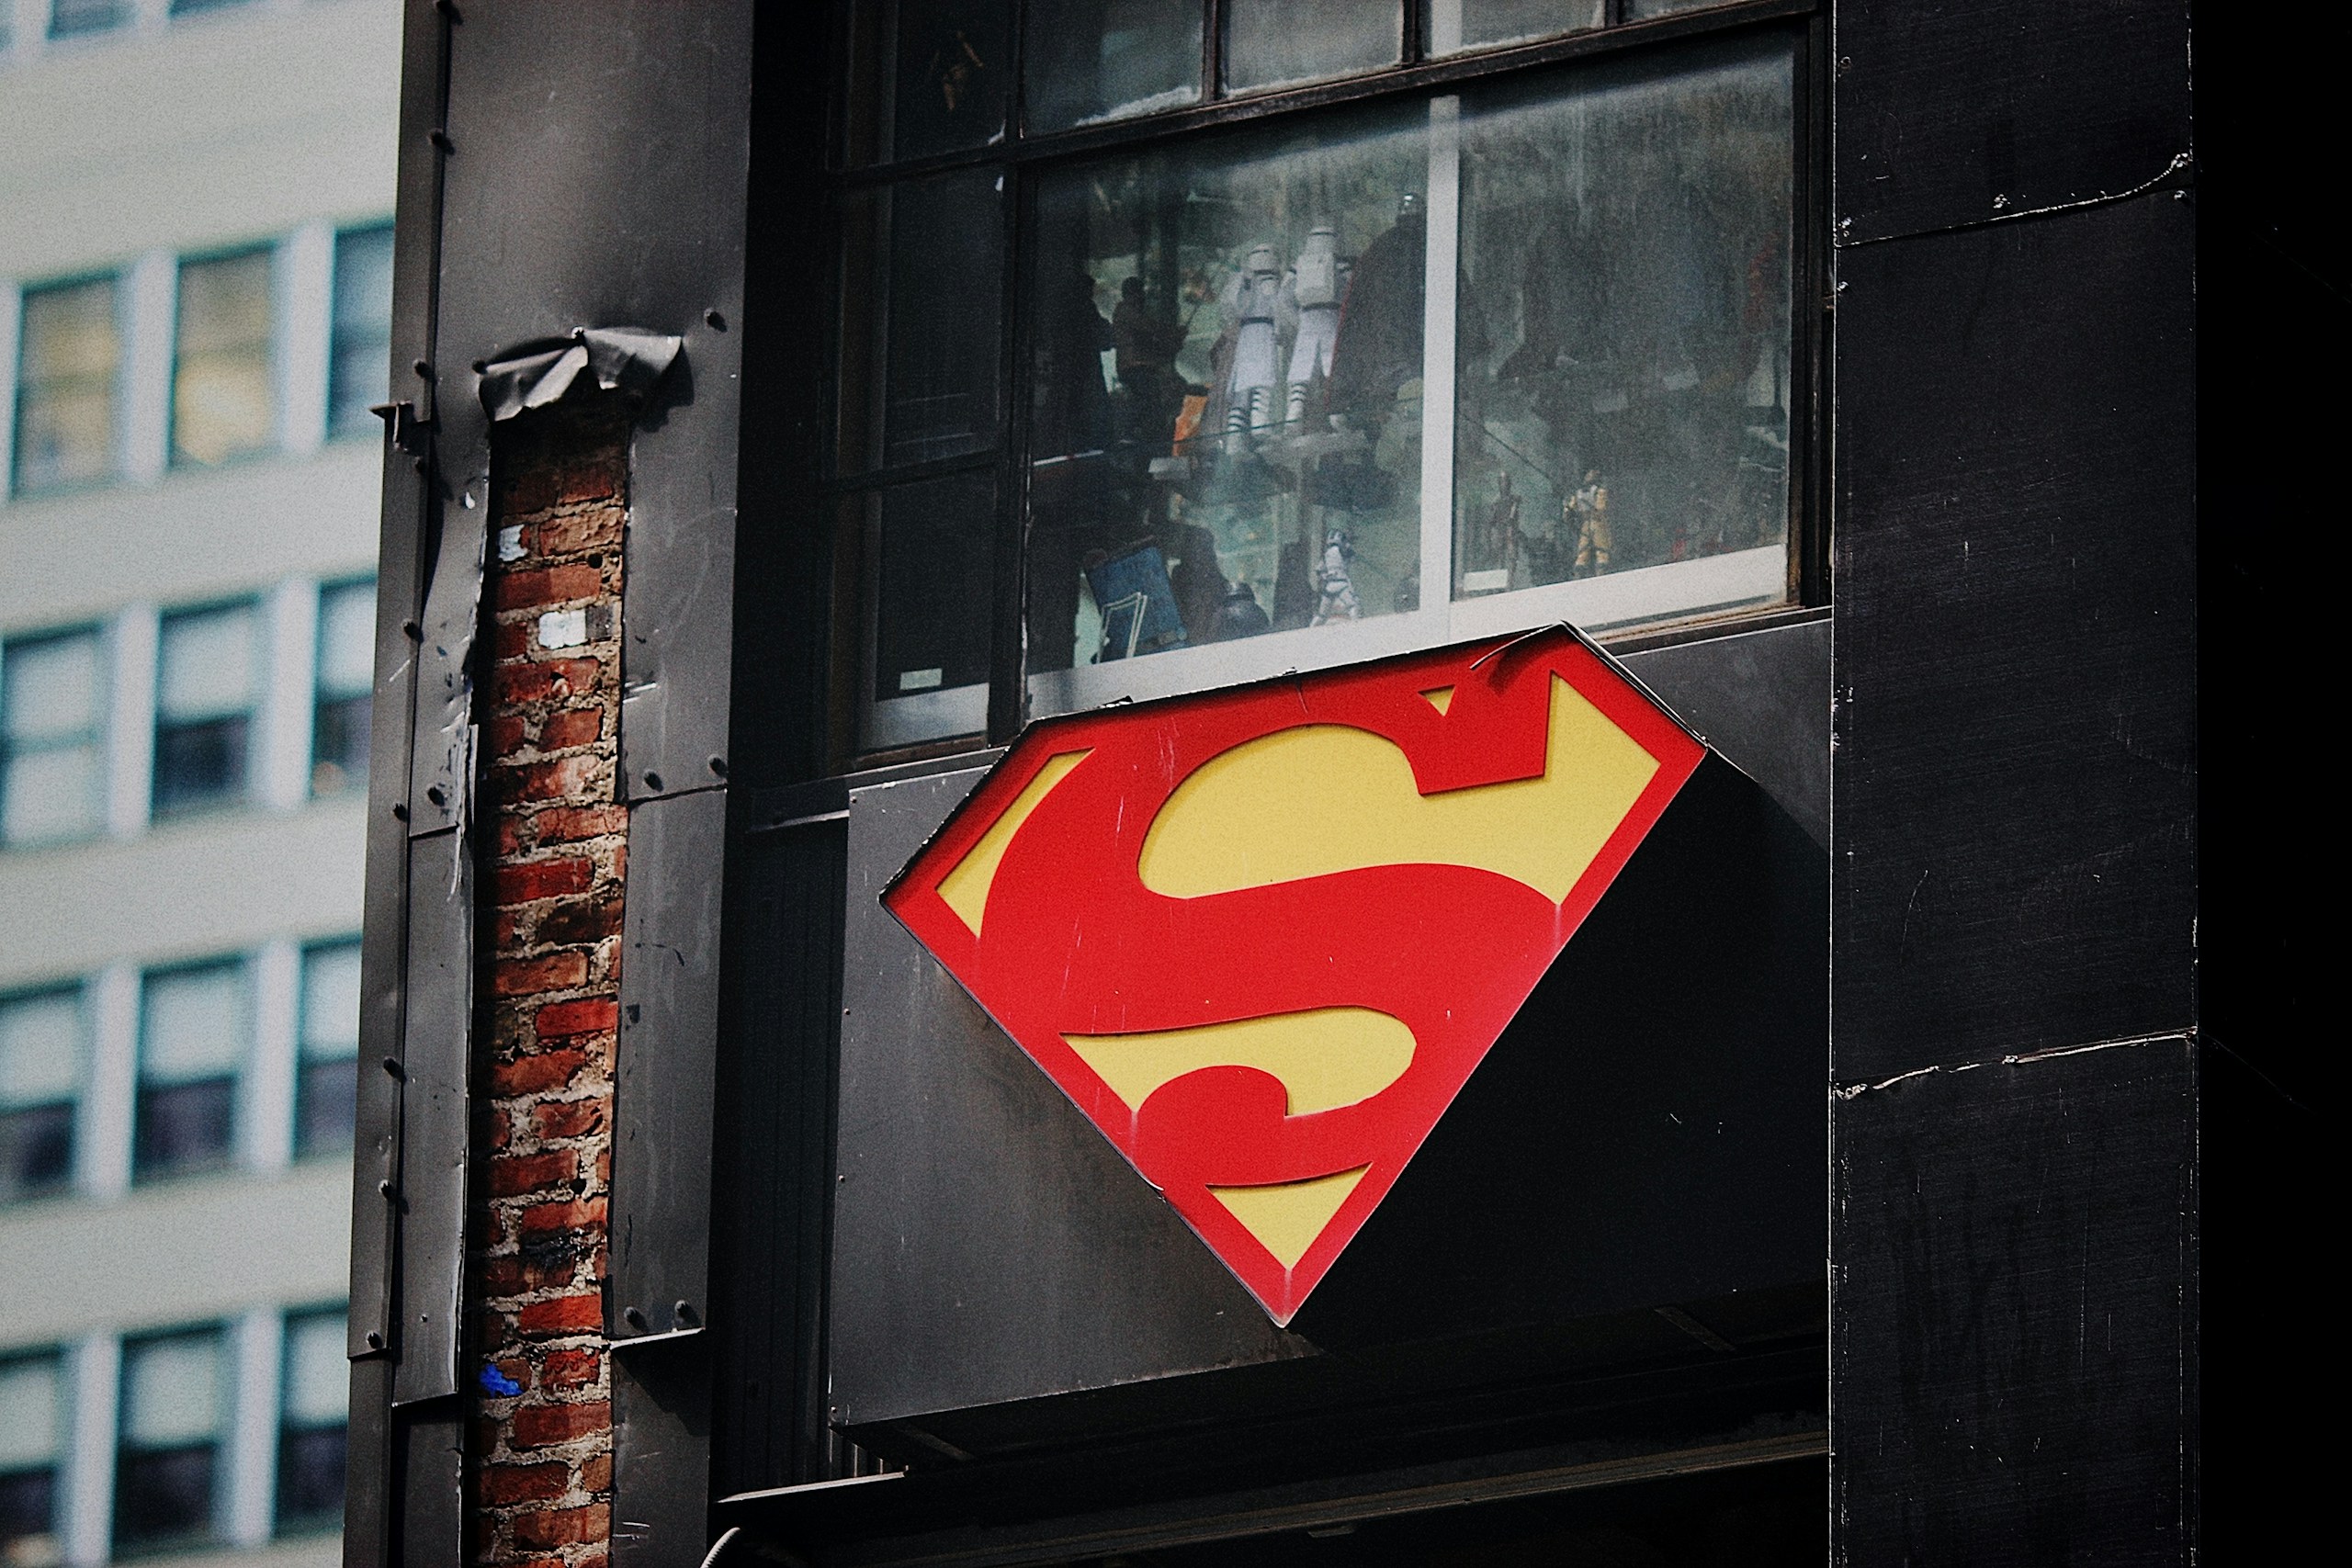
[489,1149,575,1199]
[535,895,621,949]
[494,950,590,998]
[494,563,604,613]
[489,713,529,757]
[479,1460,569,1506]
[536,998,617,1039]
[538,507,623,558]
[516,755,605,804]
[511,1501,611,1550]
[515,1295,605,1340]
[517,1196,606,1239]
[509,1398,611,1448]
[531,1098,607,1141]
[492,857,594,906]
[535,804,628,844]
[538,706,605,750]
[489,1046,588,1098]
[541,1348,603,1393]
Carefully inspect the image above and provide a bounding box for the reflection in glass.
[1453,46,1792,610]
[153,603,258,817]
[1026,0,1203,131]
[1223,0,1401,94]
[883,0,1014,162]
[12,278,119,496]
[842,169,1006,473]
[329,226,395,437]
[1628,0,1733,16]
[1424,0,1605,56]
[863,471,996,750]
[172,249,275,468]
[1025,103,1431,694]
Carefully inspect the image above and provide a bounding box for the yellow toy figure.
[1568,470,1612,577]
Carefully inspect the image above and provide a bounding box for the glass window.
[12,277,119,496]
[1023,0,1203,133]
[171,249,275,468]
[136,962,247,1183]
[849,0,1015,164]
[311,579,376,797]
[1222,0,1402,95]
[1425,0,1606,56]
[858,472,998,750]
[0,1352,63,1567]
[1,627,107,848]
[48,0,129,39]
[296,942,360,1158]
[115,1329,226,1553]
[0,988,82,1206]
[153,602,258,818]
[328,226,395,438]
[1018,38,1794,720]
[172,0,258,15]
[276,1308,347,1533]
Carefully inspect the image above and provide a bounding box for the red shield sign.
[883,628,1704,1324]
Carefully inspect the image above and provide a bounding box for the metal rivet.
[365,1330,385,1350]
[643,772,663,793]
[623,1306,647,1329]
[402,619,423,640]
[707,756,727,777]
[378,1179,395,1198]
[429,128,454,152]
[390,802,409,821]
[413,358,432,378]
[425,784,447,806]
[704,310,726,330]
[381,1056,404,1079]
[674,1300,695,1324]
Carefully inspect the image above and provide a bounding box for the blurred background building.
[0,3,396,1563]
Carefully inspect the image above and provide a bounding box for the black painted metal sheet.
[392,827,471,1407]
[1830,1035,2195,1564]
[613,787,729,1341]
[613,1340,716,1568]
[1833,0,2190,245]
[1625,616,1828,851]
[1831,191,2196,1081]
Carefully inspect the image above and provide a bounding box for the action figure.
[1220,242,1295,446]
[1567,470,1611,577]
[1284,221,1342,426]
[1310,528,1362,626]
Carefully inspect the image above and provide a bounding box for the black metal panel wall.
[1828,0,2199,1556]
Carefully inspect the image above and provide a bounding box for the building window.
[328,226,396,438]
[295,942,360,1157]
[11,276,119,497]
[311,579,376,796]
[114,1329,226,1554]
[171,0,259,16]
[0,988,81,1206]
[153,602,259,818]
[171,248,275,468]
[275,1308,347,1533]
[835,1,1807,756]
[48,0,129,40]
[0,1351,64,1567]
[135,961,248,1183]
[0,627,107,848]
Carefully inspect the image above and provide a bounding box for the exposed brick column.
[471,398,630,1567]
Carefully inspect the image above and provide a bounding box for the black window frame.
[815,0,1826,772]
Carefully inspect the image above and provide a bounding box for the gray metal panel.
[1833,0,2191,246]
[392,827,471,1407]
[612,787,728,1339]
[1831,1036,2195,1562]
[424,1,754,813]
[830,769,1306,1431]
[1623,617,1828,851]
[397,1404,468,1568]
[613,1340,716,1567]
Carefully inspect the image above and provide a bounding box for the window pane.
[12,278,119,495]
[328,226,395,436]
[1627,0,1732,16]
[1425,0,1605,56]
[313,581,375,796]
[297,944,360,1156]
[0,1354,61,1564]
[122,1333,224,1449]
[0,1356,62,1471]
[1,990,82,1110]
[155,604,257,816]
[1223,0,1400,94]
[2,630,107,847]
[1452,41,1793,626]
[873,0,1013,163]
[281,1313,348,1428]
[47,0,128,39]
[856,168,1004,470]
[172,249,275,468]
[142,964,247,1084]
[862,473,996,750]
[1024,102,1431,711]
[1024,0,1202,133]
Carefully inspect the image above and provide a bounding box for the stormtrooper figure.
[1221,242,1294,443]
[1310,527,1362,625]
[1285,221,1343,426]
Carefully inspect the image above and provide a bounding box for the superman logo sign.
[882,627,1705,1325]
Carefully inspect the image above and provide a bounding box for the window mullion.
[1417,92,1463,635]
